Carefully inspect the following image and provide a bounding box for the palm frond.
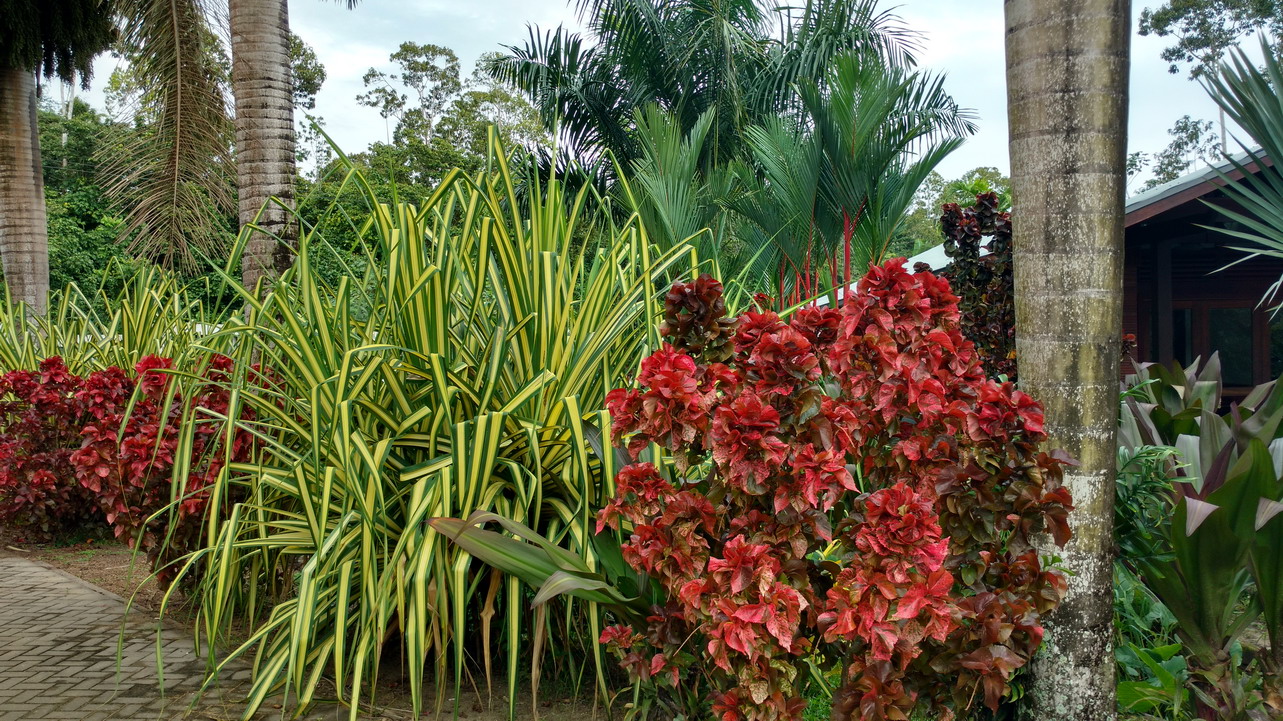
[98,0,235,273]
[1200,36,1283,304]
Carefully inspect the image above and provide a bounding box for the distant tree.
[1133,114,1221,189]
[940,166,1011,210]
[1139,0,1283,76]
[0,0,116,313]
[290,33,330,170]
[355,46,546,184]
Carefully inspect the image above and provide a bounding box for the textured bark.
[231,0,297,292]
[1004,1,1129,719]
[0,67,49,314]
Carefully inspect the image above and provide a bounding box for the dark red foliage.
[0,354,254,585]
[69,354,254,586]
[596,259,1074,721]
[940,192,1016,380]
[0,358,100,538]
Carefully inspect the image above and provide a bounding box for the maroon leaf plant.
[436,259,1075,721]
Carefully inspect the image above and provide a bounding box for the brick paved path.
[0,555,346,721]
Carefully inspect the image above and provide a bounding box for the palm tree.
[0,0,115,313]
[230,0,359,292]
[230,0,296,291]
[490,0,916,169]
[745,55,971,303]
[1004,1,1130,718]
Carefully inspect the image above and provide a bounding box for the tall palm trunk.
[1005,1,1129,719]
[230,0,296,291]
[0,67,50,314]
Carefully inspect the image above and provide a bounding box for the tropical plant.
[1003,0,1131,717]
[437,261,1075,721]
[1199,37,1283,312]
[0,0,116,313]
[1120,356,1283,719]
[489,0,919,169]
[733,55,969,305]
[0,267,217,376]
[939,191,1015,380]
[169,137,700,719]
[98,0,236,272]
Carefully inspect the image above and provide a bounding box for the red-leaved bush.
[69,354,253,584]
[0,354,252,584]
[0,358,100,538]
[597,260,1073,721]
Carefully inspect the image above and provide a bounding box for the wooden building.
[1124,152,1281,395]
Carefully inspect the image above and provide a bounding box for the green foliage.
[1130,115,1222,190]
[1139,0,1283,76]
[1115,445,1182,564]
[46,186,141,300]
[353,45,546,186]
[170,138,700,719]
[1120,356,1283,719]
[0,0,115,83]
[490,0,924,168]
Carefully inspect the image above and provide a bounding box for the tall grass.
[171,140,699,719]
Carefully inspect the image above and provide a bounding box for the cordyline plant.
[437,259,1073,720]
[939,192,1015,381]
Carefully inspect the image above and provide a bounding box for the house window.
[1167,303,1258,388]
[1209,307,1254,387]
[1270,317,1283,380]
[1172,308,1193,367]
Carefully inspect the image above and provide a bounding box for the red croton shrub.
[69,354,253,585]
[0,354,251,583]
[596,260,1073,721]
[0,358,101,538]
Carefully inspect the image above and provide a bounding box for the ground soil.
[0,526,602,721]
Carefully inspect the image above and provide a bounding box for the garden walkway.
[0,553,350,721]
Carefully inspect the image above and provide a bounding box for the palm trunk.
[0,67,50,314]
[230,0,296,292]
[1005,1,1129,719]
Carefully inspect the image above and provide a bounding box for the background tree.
[290,33,330,172]
[1004,0,1129,719]
[354,45,545,185]
[1129,114,1221,189]
[0,0,115,313]
[1139,0,1283,76]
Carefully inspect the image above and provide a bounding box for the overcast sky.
[81,0,1237,191]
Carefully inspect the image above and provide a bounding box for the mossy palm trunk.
[0,67,49,313]
[230,0,297,291]
[1004,1,1129,718]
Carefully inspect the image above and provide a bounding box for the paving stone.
[0,555,356,720]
